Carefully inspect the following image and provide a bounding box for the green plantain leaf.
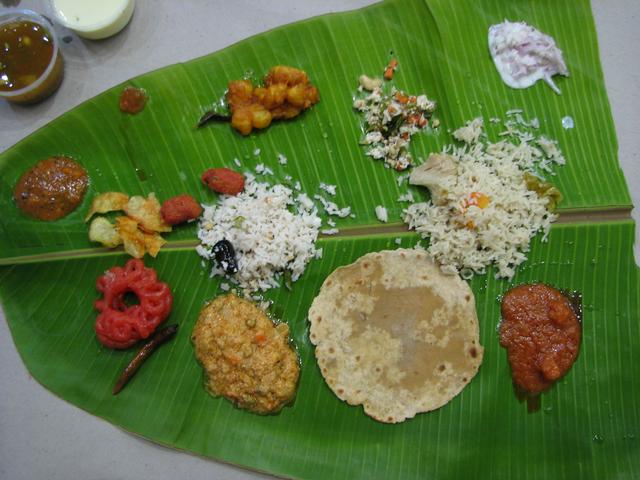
[1,222,639,479]
[0,0,630,261]
[0,0,638,479]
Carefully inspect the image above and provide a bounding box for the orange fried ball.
[160,194,202,225]
[227,66,319,135]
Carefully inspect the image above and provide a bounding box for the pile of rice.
[197,173,322,292]
[403,116,565,279]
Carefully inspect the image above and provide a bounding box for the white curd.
[52,0,135,40]
[488,20,569,95]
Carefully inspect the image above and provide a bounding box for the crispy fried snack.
[86,192,171,258]
[124,193,172,233]
[228,66,319,135]
[85,192,129,222]
[89,217,122,248]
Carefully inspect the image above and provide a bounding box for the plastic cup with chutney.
[0,9,64,105]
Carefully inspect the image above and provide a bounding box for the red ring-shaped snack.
[94,259,173,349]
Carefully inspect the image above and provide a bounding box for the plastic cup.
[50,0,135,40]
[0,9,64,105]
[0,9,64,104]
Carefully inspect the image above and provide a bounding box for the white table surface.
[1,1,638,479]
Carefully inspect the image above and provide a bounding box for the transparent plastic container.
[51,0,135,40]
[0,9,64,105]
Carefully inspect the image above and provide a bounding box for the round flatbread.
[308,249,483,423]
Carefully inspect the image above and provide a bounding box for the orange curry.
[499,283,581,394]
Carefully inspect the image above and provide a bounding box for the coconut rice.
[197,173,323,293]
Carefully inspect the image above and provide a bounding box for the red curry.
[14,156,88,221]
[500,283,581,394]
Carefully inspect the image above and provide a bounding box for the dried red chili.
[112,324,178,394]
[94,259,173,349]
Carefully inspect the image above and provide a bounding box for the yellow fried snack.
[116,216,146,258]
[84,192,129,222]
[88,217,122,248]
[87,191,171,258]
[228,66,319,135]
[143,231,166,258]
[124,193,172,233]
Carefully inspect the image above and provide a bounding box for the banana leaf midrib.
[0,207,633,266]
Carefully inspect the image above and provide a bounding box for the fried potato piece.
[88,217,122,248]
[268,66,319,113]
[265,66,309,87]
[227,66,319,135]
[116,216,147,258]
[143,231,166,258]
[253,83,287,109]
[124,193,172,233]
[84,192,129,222]
[87,192,171,258]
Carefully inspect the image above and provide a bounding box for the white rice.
[396,173,409,186]
[453,117,484,144]
[375,205,388,223]
[197,173,322,293]
[403,115,565,279]
[397,192,414,203]
[254,163,274,176]
[319,182,337,196]
[314,194,351,218]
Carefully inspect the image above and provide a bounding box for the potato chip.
[84,192,129,222]
[116,216,146,258]
[124,193,172,233]
[143,231,166,257]
[87,191,171,258]
[88,217,122,248]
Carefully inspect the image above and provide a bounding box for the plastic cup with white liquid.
[51,0,135,40]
